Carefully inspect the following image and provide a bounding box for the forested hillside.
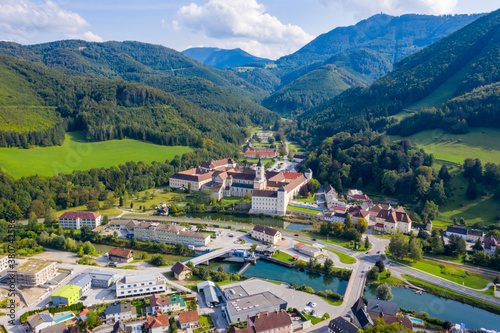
[293,9,500,147]
[182,47,270,69]
[263,48,391,115]
[0,54,246,151]
[0,40,277,123]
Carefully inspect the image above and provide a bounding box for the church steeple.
[254,158,266,190]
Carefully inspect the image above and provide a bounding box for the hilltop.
[0,40,277,126]
[182,47,271,69]
[295,9,500,146]
[0,53,247,151]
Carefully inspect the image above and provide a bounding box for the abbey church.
[169,159,312,215]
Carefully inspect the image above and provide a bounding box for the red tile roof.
[108,248,133,259]
[179,310,199,324]
[295,243,305,247]
[59,211,100,219]
[241,151,277,156]
[146,313,170,328]
[150,294,171,307]
[250,310,292,333]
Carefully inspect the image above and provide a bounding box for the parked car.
[377,251,380,254]
[307,302,312,306]
[294,234,299,236]
[228,233,234,237]
[80,296,87,300]
[311,238,317,241]
[311,302,317,308]
[291,313,297,317]
[222,312,226,318]
[366,251,370,254]
[310,310,316,316]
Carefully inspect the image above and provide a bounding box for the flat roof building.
[226,291,287,324]
[89,270,117,288]
[50,285,82,306]
[10,260,57,287]
[116,274,167,298]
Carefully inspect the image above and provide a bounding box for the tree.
[344,214,353,230]
[188,182,192,194]
[130,236,137,248]
[443,321,453,330]
[141,252,149,260]
[364,236,370,249]
[421,200,439,221]
[250,243,258,252]
[150,254,166,266]
[367,266,379,281]
[86,310,98,329]
[473,238,483,252]
[77,246,84,257]
[29,200,46,217]
[466,178,478,200]
[376,283,393,301]
[244,193,252,201]
[119,197,124,207]
[416,175,430,197]
[375,260,385,273]
[430,233,444,254]
[389,233,409,260]
[86,200,99,212]
[357,218,368,233]
[44,208,58,224]
[130,202,134,209]
[438,165,451,182]
[381,170,399,194]
[323,258,334,275]
[409,238,423,262]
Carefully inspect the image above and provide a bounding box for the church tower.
[254,159,266,190]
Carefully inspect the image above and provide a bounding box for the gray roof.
[227,291,286,317]
[39,323,67,333]
[105,303,136,316]
[90,270,116,280]
[366,299,397,316]
[69,273,92,287]
[446,226,467,235]
[467,229,484,237]
[125,273,155,284]
[203,285,219,304]
[328,316,359,333]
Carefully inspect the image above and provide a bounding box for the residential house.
[323,211,347,223]
[350,298,373,328]
[250,225,282,245]
[325,185,338,206]
[58,211,102,229]
[366,299,397,317]
[346,190,370,202]
[145,313,170,333]
[178,310,199,329]
[328,316,359,333]
[50,285,81,306]
[348,206,370,225]
[171,261,192,280]
[39,323,68,333]
[248,310,293,333]
[294,243,321,257]
[108,248,134,263]
[104,303,137,322]
[445,226,468,240]
[112,320,146,333]
[484,236,500,255]
[254,245,277,256]
[27,312,55,333]
[466,229,484,243]
[378,313,413,330]
[375,207,412,235]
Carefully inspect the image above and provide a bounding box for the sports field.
[0,131,192,178]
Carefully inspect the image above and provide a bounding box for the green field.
[324,248,356,264]
[390,128,500,165]
[402,259,493,289]
[287,205,322,215]
[0,132,192,178]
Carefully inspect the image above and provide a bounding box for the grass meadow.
[0,131,192,178]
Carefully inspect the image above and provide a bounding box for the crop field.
[0,131,192,178]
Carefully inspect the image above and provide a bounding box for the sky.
[0,0,498,60]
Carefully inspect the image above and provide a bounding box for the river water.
[365,284,500,330]
[208,260,348,294]
[182,213,313,230]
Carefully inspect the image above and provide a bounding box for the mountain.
[0,40,273,109]
[182,47,271,69]
[294,9,500,146]
[262,48,391,115]
[276,13,483,76]
[0,53,248,150]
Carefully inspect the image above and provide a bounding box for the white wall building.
[116,274,167,298]
[134,222,210,247]
[58,211,102,229]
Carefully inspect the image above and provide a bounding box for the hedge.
[20,302,84,323]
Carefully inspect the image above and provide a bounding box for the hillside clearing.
[390,128,500,165]
[0,131,192,178]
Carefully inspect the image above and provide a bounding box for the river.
[182,213,313,231]
[208,259,348,294]
[365,284,500,330]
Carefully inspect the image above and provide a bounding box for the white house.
[116,274,167,298]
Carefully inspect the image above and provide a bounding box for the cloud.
[319,0,458,17]
[175,0,313,59]
[0,0,102,42]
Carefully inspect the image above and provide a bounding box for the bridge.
[184,248,230,266]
